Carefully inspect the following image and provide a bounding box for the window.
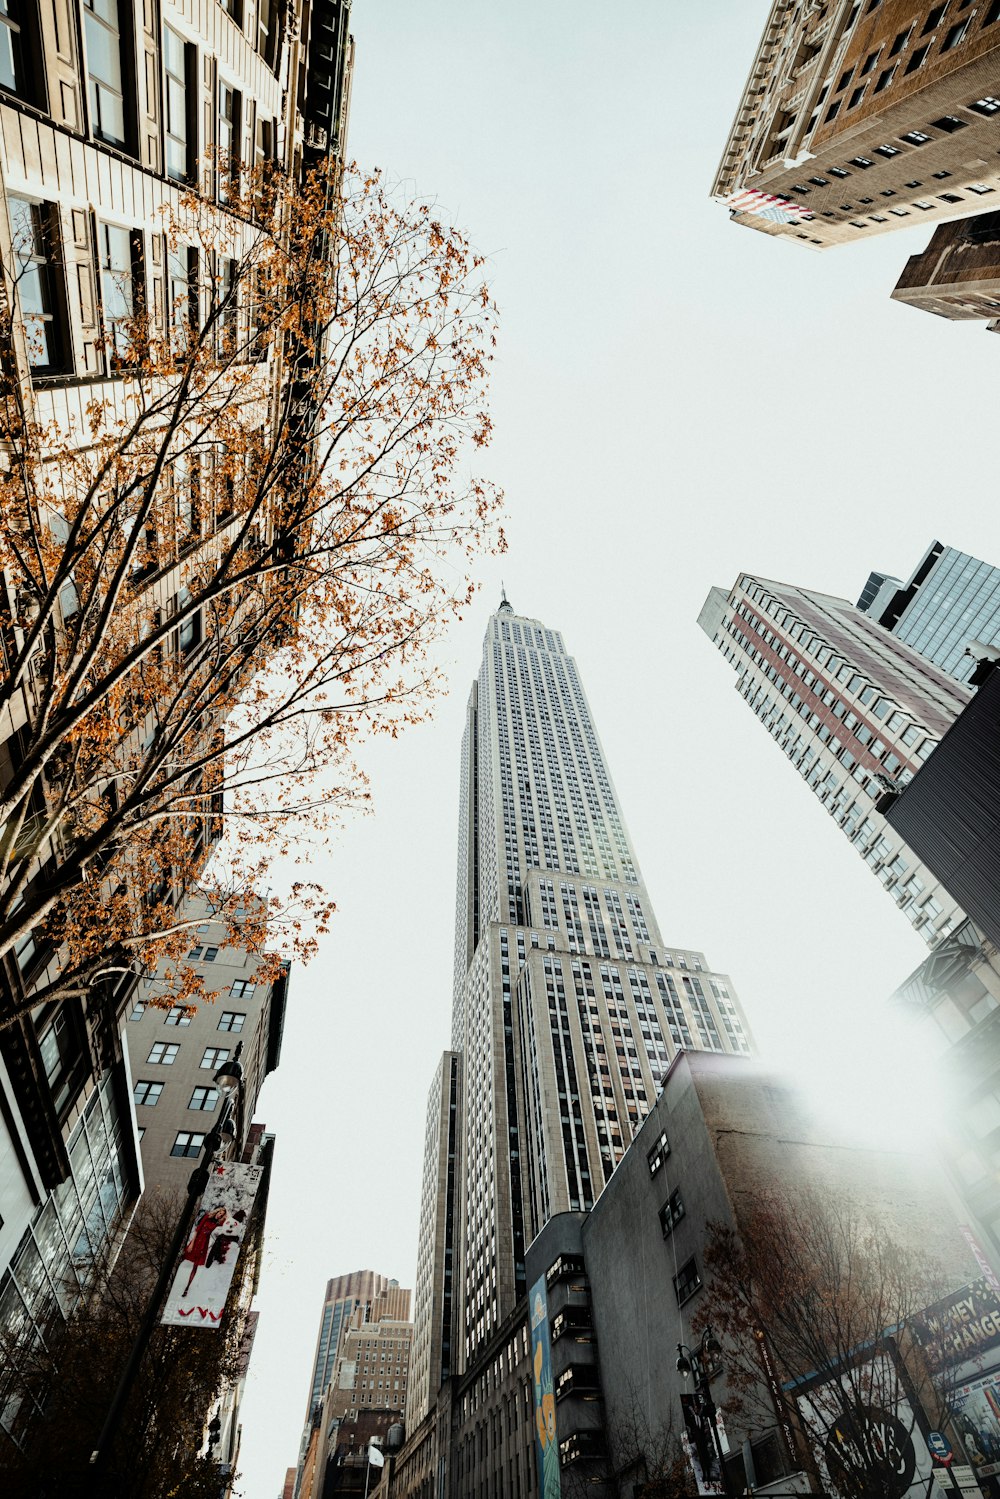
[938,192,963,203]
[851,157,873,169]
[8,196,65,372]
[38,1008,77,1112]
[904,44,929,72]
[200,1046,229,1069]
[930,115,967,133]
[134,1079,163,1106]
[825,100,842,123]
[941,19,970,49]
[218,1011,245,1032]
[837,67,854,92]
[129,1000,146,1021]
[860,49,880,75]
[164,26,191,180]
[968,184,995,196]
[969,97,1000,116]
[164,1004,192,1026]
[848,86,866,109]
[922,3,947,32]
[809,176,829,186]
[98,221,137,357]
[901,129,931,144]
[218,81,241,196]
[985,0,1000,23]
[230,979,255,999]
[0,0,37,101]
[148,1042,180,1064]
[874,64,896,92]
[188,1085,218,1111]
[647,1130,670,1176]
[659,1189,685,1238]
[187,945,218,962]
[829,167,850,179]
[171,1130,205,1158]
[888,27,911,55]
[673,1258,702,1305]
[84,0,126,145]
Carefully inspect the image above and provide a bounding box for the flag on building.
[368,1443,385,1468]
[724,188,811,223]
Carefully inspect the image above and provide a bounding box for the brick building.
[892,207,1000,323]
[714,0,1000,250]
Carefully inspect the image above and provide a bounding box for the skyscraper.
[301,1272,411,1423]
[858,540,1000,685]
[698,572,972,944]
[414,598,754,1403]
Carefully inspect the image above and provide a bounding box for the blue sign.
[928,1432,953,1463]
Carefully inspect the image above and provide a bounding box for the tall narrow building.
[413,599,754,1408]
[698,572,972,944]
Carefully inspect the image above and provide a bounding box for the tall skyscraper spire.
[411,603,754,1415]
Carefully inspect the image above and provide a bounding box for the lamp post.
[88,1042,245,1476]
[677,1327,736,1499]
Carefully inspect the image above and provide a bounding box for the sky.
[235,3,1000,1494]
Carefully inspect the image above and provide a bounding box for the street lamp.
[88,1042,246,1475]
[676,1327,735,1499]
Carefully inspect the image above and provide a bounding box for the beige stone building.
[124,893,288,1193]
[714,0,1000,250]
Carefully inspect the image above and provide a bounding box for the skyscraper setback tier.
[416,600,754,1386]
[698,574,972,946]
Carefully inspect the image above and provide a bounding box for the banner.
[680,1391,728,1494]
[161,1162,262,1329]
[529,1275,561,1499]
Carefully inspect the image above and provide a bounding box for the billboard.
[529,1274,561,1499]
[911,1279,1000,1376]
[161,1162,262,1329]
[953,1370,1000,1480]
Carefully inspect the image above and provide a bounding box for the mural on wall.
[530,1275,561,1499]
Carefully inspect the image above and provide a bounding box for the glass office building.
[859,542,1000,686]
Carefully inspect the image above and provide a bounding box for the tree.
[603,1377,696,1499]
[696,1189,949,1499]
[0,1178,264,1497]
[0,159,503,1027]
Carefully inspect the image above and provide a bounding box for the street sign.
[928,1432,953,1466]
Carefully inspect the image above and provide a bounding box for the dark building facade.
[892,210,1000,326]
[882,663,1000,954]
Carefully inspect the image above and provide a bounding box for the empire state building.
[408,599,754,1421]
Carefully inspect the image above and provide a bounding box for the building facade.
[409,1052,460,1428]
[714,0,1000,251]
[125,894,288,1194]
[0,0,352,1461]
[892,209,1000,325]
[698,573,972,944]
[858,540,1000,685]
[294,1271,412,1495]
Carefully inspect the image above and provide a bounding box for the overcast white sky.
[236,3,1000,1493]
